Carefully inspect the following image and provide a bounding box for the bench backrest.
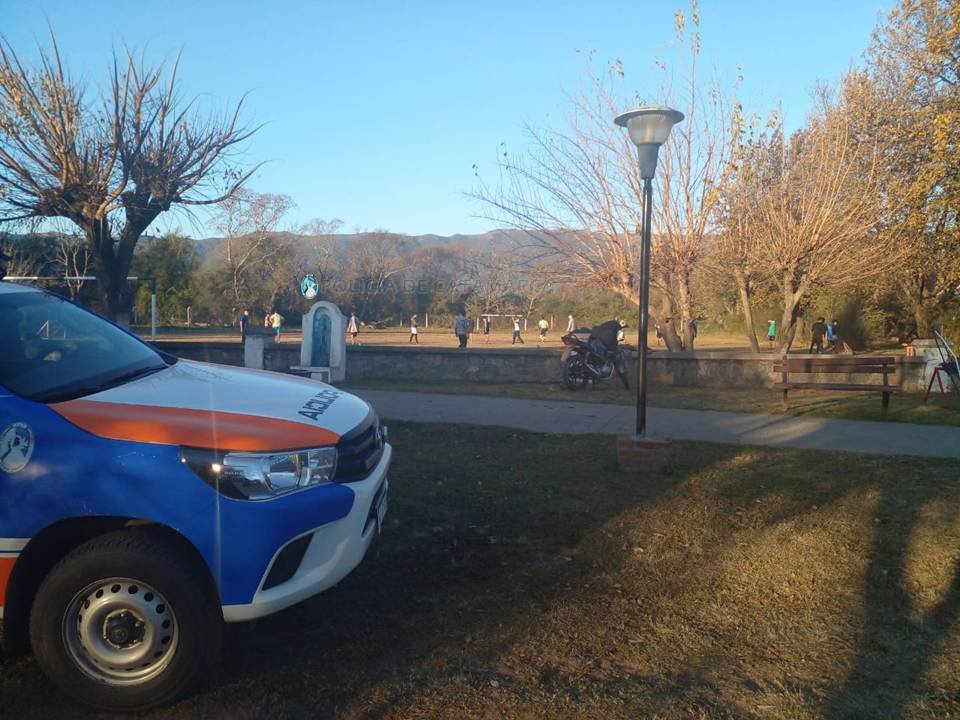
[773,356,896,375]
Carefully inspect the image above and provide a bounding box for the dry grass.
[342,380,960,427]
[3,425,959,718]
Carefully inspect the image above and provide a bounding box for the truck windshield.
[0,290,173,403]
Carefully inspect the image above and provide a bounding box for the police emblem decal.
[300,274,319,300]
[0,422,35,473]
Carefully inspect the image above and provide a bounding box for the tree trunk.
[734,268,760,353]
[82,226,131,325]
[907,275,932,337]
[778,270,805,355]
[677,271,695,352]
[612,281,683,352]
[656,291,684,352]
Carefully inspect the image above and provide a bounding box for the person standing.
[566,314,575,333]
[268,310,284,342]
[482,316,491,343]
[767,320,777,349]
[826,319,847,353]
[454,310,471,349]
[511,316,524,345]
[809,317,827,353]
[347,312,360,345]
[238,309,250,344]
[409,314,419,344]
[537,317,549,345]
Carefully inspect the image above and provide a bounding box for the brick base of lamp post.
[616,435,671,473]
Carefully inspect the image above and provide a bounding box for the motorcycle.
[560,330,632,390]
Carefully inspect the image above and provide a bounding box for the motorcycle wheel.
[614,350,630,389]
[563,354,589,391]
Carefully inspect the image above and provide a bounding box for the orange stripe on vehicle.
[0,556,16,607]
[50,400,340,452]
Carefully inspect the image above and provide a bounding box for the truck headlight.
[180,446,338,500]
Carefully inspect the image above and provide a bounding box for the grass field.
[3,424,959,719]
[342,379,960,427]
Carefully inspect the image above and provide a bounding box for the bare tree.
[461,248,519,318]
[0,235,44,278]
[299,217,344,291]
[212,189,296,309]
[342,231,411,321]
[0,33,259,321]
[652,1,737,351]
[53,232,90,299]
[710,111,781,353]
[472,2,734,352]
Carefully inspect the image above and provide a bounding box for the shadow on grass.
[824,485,960,719]
[2,425,958,718]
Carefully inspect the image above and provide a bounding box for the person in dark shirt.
[809,317,826,353]
[238,309,250,343]
[591,319,626,353]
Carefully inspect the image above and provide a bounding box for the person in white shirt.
[347,313,360,345]
[511,316,524,345]
[537,318,549,345]
[566,314,575,333]
[409,314,419,344]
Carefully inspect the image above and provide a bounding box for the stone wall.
[154,341,928,392]
[153,341,299,373]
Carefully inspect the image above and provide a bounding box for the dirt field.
[2,424,959,719]
[144,327,766,352]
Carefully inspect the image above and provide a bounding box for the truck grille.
[334,412,384,482]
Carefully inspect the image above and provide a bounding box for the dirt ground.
[2,425,959,719]
[145,327,768,352]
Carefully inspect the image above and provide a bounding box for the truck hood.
[49,360,372,452]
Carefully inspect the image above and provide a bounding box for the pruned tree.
[0,33,259,321]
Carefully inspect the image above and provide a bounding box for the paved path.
[354,390,960,460]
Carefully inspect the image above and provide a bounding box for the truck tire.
[29,529,221,711]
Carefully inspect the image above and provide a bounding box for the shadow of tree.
[825,484,960,719]
[2,424,958,719]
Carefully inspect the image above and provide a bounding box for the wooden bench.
[773,356,898,412]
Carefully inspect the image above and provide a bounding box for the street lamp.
[615,106,684,439]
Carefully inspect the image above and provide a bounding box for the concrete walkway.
[354,389,960,460]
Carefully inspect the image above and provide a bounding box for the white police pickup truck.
[0,281,390,710]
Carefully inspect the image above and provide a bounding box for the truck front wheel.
[29,529,221,711]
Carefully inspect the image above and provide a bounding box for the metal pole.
[150,279,157,342]
[636,177,654,439]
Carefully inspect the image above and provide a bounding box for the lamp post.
[615,106,684,439]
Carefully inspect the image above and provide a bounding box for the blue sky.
[2,0,895,237]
